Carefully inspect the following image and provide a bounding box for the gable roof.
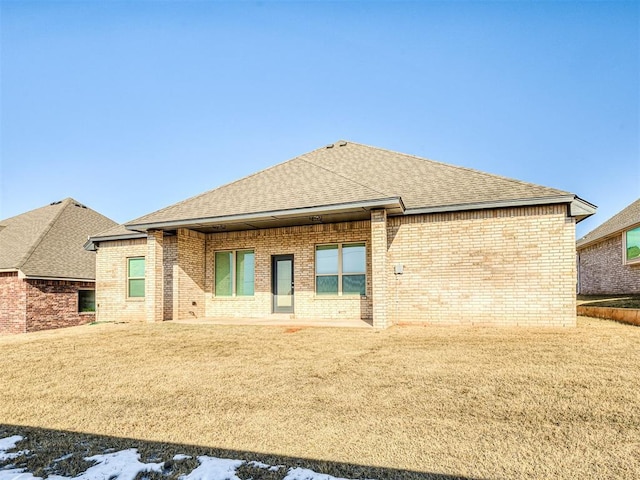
[577,198,640,249]
[0,198,117,280]
[122,140,594,233]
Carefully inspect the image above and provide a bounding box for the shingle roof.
[92,223,147,239]
[0,198,117,279]
[127,140,576,228]
[577,198,640,249]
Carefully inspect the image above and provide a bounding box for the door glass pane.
[316,245,338,274]
[342,274,365,295]
[128,257,145,278]
[215,252,232,296]
[128,279,145,298]
[236,250,255,296]
[342,243,365,273]
[276,259,292,307]
[316,275,338,295]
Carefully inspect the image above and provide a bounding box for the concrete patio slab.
[169,316,373,328]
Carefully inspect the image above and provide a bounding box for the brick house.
[87,141,595,328]
[0,198,117,334]
[577,198,640,295]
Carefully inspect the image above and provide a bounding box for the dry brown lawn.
[1,317,639,479]
[578,294,640,309]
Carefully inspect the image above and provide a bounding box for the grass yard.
[578,294,640,309]
[1,317,639,479]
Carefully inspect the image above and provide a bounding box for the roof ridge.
[125,143,336,226]
[16,198,72,270]
[343,139,570,196]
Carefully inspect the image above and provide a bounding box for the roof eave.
[84,232,148,251]
[125,197,405,232]
[0,268,19,274]
[405,195,596,220]
[20,275,96,282]
[570,196,597,223]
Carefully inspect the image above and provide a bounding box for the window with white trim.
[624,226,640,264]
[215,250,255,296]
[315,243,366,295]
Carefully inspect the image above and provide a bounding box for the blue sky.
[1,1,638,238]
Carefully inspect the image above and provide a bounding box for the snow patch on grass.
[284,467,354,480]
[1,437,367,480]
[0,437,26,462]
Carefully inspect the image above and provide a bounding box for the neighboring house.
[576,198,640,295]
[87,141,595,328]
[0,198,117,334]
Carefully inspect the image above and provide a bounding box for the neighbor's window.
[215,250,255,296]
[625,226,640,264]
[127,257,145,298]
[78,290,95,313]
[316,243,366,295]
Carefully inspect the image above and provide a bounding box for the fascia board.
[125,197,404,232]
[404,195,579,215]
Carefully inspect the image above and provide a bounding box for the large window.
[625,226,640,264]
[316,243,366,295]
[127,257,145,298]
[215,250,255,296]
[78,290,95,313]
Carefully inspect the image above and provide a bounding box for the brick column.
[145,230,164,323]
[173,228,206,320]
[371,209,389,328]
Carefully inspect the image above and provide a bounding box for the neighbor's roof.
[125,140,594,230]
[577,198,640,249]
[0,198,117,279]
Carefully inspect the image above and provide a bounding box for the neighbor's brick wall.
[24,279,95,332]
[204,221,372,321]
[387,205,576,326]
[578,235,640,294]
[0,272,27,335]
[95,238,147,323]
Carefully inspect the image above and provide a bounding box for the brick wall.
[371,210,388,328]
[95,238,147,323]
[578,235,640,294]
[24,279,96,332]
[0,272,26,335]
[1,273,95,335]
[174,229,205,320]
[94,204,576,327]
[204,221,372,321]
[145,230,164,323]
[163,235,177,320]
[387,205,576,326]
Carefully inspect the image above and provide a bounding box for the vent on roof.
[326,144,334,149]
[339,141,347,147]
[50,201,62,205]
[73,202,87,209]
